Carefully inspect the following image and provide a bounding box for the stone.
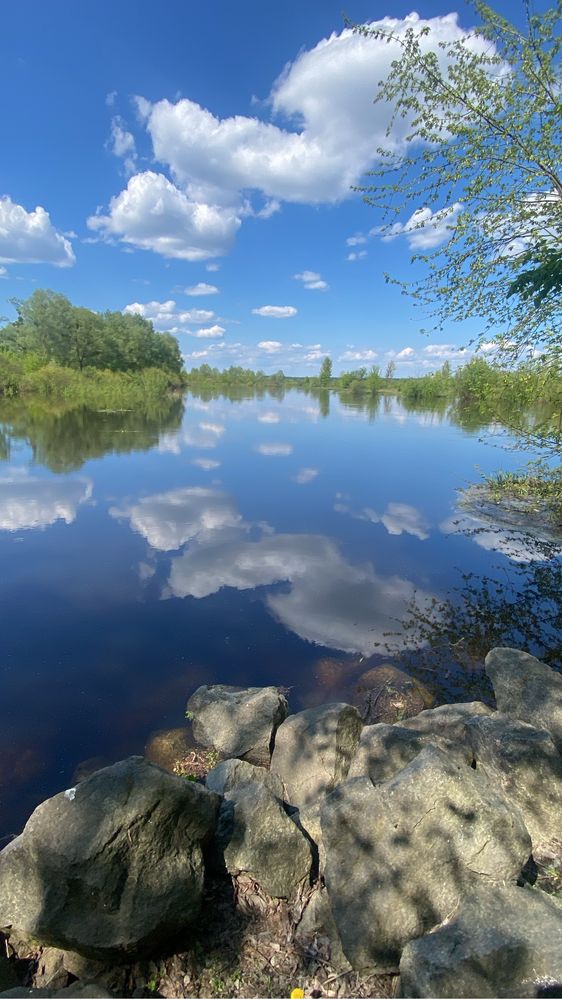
[217,780,312,898]
[205,758,284,800]
[0,987,112,997]
[465,712,562,851]
[186,685,288,766]
[291,802,326,874]
[33,949,68,991]
[270,703,362,810]
[348,723,459,784]
[0,757,220,960]
[352,664,434,724]
[400,884,562,998]
[144,726,197,773]
[485,647,562,752]
[293,886,351,972]
[399,700,493,741]
[321,745,531,972]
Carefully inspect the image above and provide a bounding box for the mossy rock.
[352,664,434,724]
[144,727,198,772]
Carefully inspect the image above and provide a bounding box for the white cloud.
[339,349,378,362]
[106,90,117,107]
[192,458,221,470]
[252,306,297,318]
[108,116,137,175]
[346,233,367,246]
[0,266,7,277]
[0,474,92,531]
[123,299,215,330]
[206,262,220,272]
[94,13,486,260]
[199,422,225,435]
[185,282,219,296]
[294,270,329,291]
[258,412,280,424]
[347,250,367,261]
[111,487,241,551]
[258,340,283,353]
[0,196,75,267]
[396,347,415,359]
[195,325,225,339]
[87,171,241,261]
[255,443,293,456]
[336,498,430,541]
[294,467,319,484]
[376,202,462,250]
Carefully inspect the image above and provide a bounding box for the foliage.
[1,289,183,374]
[319,356,333,386]
[357,1,562,361]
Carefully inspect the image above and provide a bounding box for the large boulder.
[485,647,562,751]
[0,757,220,960]
[205,757,284,800]
[270,703,362,809]
[216,781,312,898]
[348,723,460,784]
[399,700,493,741]
[321,746,531,972]
[466,712,562,850]
[400,884,562,998]
[186,685,288,766]
[352,664,433,724]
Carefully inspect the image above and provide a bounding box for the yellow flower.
[290,990,305,999]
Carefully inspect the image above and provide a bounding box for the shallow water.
[0,389,553,835]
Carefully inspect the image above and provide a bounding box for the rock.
[0,987,112,997]
[352,664,433,724]
[33,949,68,990]
[399,700,493,741]
[293,886,351,972]
[321,745,531,972]
[291,802,326,874]
[0,757,220,960]
[399,884,562,998]
[270,703,362,810]
[466,712,562,851]
[186,685,288,766]
[144,726,197,772]
[205,758,284,800]
[485,647,562,752]
[217,781,312,898]
[72,758,111,784]
[348,723,460,784]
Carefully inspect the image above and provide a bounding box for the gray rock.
[187,685,288,766]
[485,647,562,752]
[270,703,362,809]
[348,723,461,784]
[321,745,531,972]
[293,887,351,972]
[0,988,112,998]
[205,758,284,800]
[291,801,326,874]
[0,757,220,960]
[466,712,562,851]
[217,781,312,898]
[399,700,493,742]
[400,884,562,998]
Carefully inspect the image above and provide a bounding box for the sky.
[0,0,526,375]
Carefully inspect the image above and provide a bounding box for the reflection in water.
[0,397,185,472]
[255,442,293,456]
[111,487,243,551]
[0,472,92,531]
[114,483,435,655]
[440,509,562,563]
[336,498,430,541]
[294,467,319,484]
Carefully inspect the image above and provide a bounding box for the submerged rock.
[0,757,220,960]
[144,726,197,773]
[485,647,562,752]
[186,684,288,766]
[270,703,362,810]
[400,884,562,998]
[321,745,531,972]
[352,664,433,724]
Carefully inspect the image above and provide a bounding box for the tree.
[319,356,333,386]
[357,1,562,362]
[385,360,396,380]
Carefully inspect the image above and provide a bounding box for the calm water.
[0,389,550,835]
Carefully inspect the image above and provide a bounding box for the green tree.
[385,359,396,380]
[357,1,562,361]
[319,356,333,386]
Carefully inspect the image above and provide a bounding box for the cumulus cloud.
[185,282,219,296]
[252,306,297,319]
[294,270,329,291]
[396,347,415,359]
[0,196,75,267]
[346,233,367,246]
[192,458,221,470]
[347,250,367,261]
[110,487,241,551]
[195,325,225,339]
[258,340,283,353]
[376,202,462,250]
[339,349,378,362]
[123,299,215,331]
[93,13,486,260]
[258,412,280,424]
[108,116,137,175]
[87,171,241,260]
[0,474,92,531]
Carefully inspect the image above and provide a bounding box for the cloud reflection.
[336,498,430,541]
[0,473,92,531]
[111,486,243,551]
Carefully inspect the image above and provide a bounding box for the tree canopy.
[0,290,183,374]
[357,1,562,362]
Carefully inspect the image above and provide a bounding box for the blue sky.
[0,0,524,374]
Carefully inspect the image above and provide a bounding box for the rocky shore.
[0,647,561,998]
